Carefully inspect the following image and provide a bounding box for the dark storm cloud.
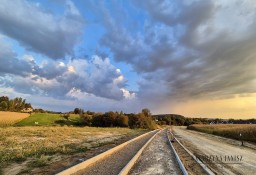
[0,0,84,59]
[99,0,256,102]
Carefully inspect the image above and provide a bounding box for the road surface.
[173,126,256,175]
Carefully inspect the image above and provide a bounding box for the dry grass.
[0,112,29,127]
[187,124,256,143]
[0,126,140,169]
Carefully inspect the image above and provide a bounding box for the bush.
[80,114,92,126]
[116,115,129,127]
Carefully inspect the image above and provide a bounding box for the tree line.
[0,96,32,112]
[71,108,157,129]
[153,114,256,125]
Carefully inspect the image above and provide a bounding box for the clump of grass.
[188,124,256,143]
[16,168,32,175]
[28,155,49,168]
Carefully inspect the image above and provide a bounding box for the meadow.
[15,113,81,126]
[187,124,256,143]
[0,112,29,127]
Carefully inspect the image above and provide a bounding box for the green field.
[187,124,256,143]
[15,113,81,126]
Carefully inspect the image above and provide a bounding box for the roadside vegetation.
[187,124,256,143]
[0,126,143,174]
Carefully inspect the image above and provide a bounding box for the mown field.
[0,126,144,174]
[0,112,29,127]
[187,124,256,143]
[0,112,147,174]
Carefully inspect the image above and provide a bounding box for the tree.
[25,103,32,109]
[142,108,151,117]
[116,114,129,127]
[74,108,80,114]
[0,96,9,103]
[102,112,117,127]
[0,101,8,111]
[80,113,92,126]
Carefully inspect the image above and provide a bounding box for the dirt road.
[129,129,182,175]
[173,126,256,175]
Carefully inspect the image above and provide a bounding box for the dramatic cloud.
[99,0,256,107]
[0,38,133,100]
[1,0,256,115]
[0,0,83,59]
[0,39,34,77]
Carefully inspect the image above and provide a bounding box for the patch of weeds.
[17,167,33,175]
[14,157,27,163]
[28,155,48,168]
[77,147,89,152]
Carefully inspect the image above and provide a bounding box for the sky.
[0,0,256,118]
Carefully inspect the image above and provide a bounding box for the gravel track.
[173,126,256,175]
[129,129,182,175]
[76,130,157,175]
[168,129,207,175]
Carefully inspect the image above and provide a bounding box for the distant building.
[21,108,33,113]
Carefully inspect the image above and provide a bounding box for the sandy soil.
[173,126,256,175]
[129,129,182,175]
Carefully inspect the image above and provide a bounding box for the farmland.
[0,111,147,174]
[0,126,145,174]
[0,112,29,127]
[187,124,256,143]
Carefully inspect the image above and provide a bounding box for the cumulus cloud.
[0,37,134,100]
[0,0,84,59]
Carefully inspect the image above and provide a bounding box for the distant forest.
[153,114,256,125]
